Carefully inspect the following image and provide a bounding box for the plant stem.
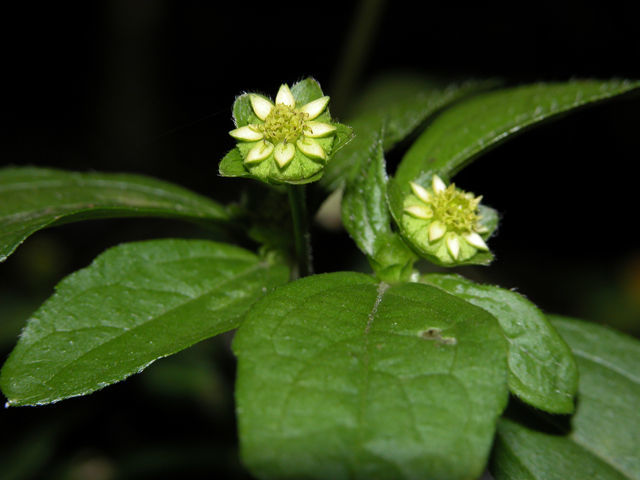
[287,185,313,278]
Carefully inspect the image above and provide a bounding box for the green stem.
[288,185,313,278]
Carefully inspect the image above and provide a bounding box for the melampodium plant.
[1,76,640,480]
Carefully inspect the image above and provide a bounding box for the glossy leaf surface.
[1,239,289,406]
[395,80,640,187]
[423,274,578,413]
[341,133,416,281]
[0,167,228,262]
[321,76,492,190]
[234,273,509,480]
[491,315,640,480]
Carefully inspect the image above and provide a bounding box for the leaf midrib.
[9,260,268,403]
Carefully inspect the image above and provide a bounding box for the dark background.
[1,2,639,479]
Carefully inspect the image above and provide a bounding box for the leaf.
[0,167,229,263]
[395,79,640,187]
[491,316,640,480]
[219,147,254,179]
[341,131,416,281]
[234,272,509,480]
[0,239,289,406]
[423,274,578,414]
[321,76,494,191]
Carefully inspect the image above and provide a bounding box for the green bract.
[401,175,492,265]
[225,79,341,184]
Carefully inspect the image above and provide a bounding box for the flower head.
[402,175,491,264]
[229,83,338,184]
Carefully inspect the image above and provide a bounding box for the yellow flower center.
[260,104,308,144]
[431,186,481,234]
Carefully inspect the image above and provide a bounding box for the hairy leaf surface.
[395,80,640,187]
[0,167,228,262]
[0,239,288,406]
[234,272,509,480]
[341,133,416,281]
[491,316,640,480]
[423,274,578,413]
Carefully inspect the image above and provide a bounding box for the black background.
[1,3,639,479]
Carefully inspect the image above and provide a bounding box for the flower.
[402,175,490,264]
[229,83,338,184]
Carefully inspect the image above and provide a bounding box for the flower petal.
[428,221,446,242]
[250,94,274,121]
[299,96,330,120]
[275,84,295,108]
[274,142,296,168]
[404,205,433,219]
[304,121,336,138]
[432,175,447,194]
[296,138,327,160]
[446,234,461,259]
[409,181,432,203]
[465,232,489,250]
[245,140,274,164]
[229,125,263,142]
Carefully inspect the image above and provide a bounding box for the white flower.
[229,84,336,169]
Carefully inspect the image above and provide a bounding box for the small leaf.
[395,79,640,187]
[0,239,289,406]
[234,272,509,480]
[219,147,254,179]
[423,274,578,413]
[0,167,229,263]
[341,131,416,281]
[290,77,325,107]
[491,315,640,480]
[321,76,494,191]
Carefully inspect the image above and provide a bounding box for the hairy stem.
[288,185,313,278]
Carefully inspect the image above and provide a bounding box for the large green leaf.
[491,316,640,480]
[0,239,288,406]
[341,132,416,282]
[321,76,493,190]
[234,272,509,480]
[423,274,578,413]
[395,79,640,187]
[0,167,229,262]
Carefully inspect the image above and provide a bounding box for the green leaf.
[0,239,289,406]
[0,167,229,263]
[219,147,254,179]
[321,77,494,191]
[423,274,578,414]
[341,132,416,281]
[491,316,640,480]
[234,272,509,480]
[395,79,640,187]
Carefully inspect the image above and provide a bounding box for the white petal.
[432,175,446,194]
[275,84,295,108]
[229,125,263,142]
[304,121,336,138]
[274,142,296,168]
[404,205,433,219]
[446,234,460,259]
[296,138,326,160]
[409,181,431,203]
[465,232,489,250]
[428,221,446,242]
[299,96,330,120]
[245,140,274,164]
[250,94,274,121]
